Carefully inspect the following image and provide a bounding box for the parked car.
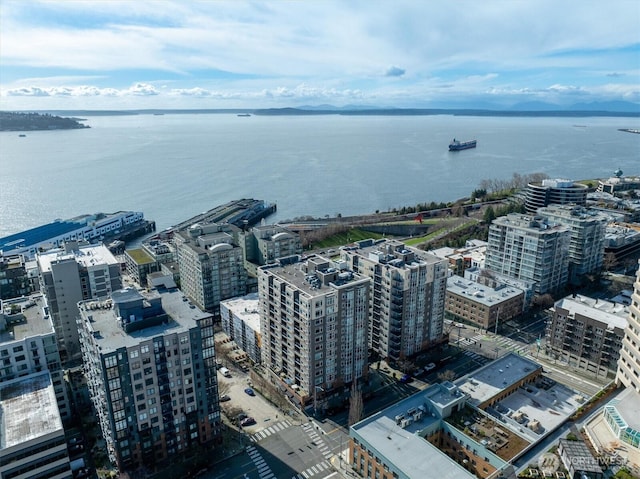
[244,387,255,396]
[240,417,256,427]
[424,362,436,372]
[235,413,248,424]
[219,394,231,402]
[68,443,84,456]
[68,436,83,446]
[73,467,91,479]
[399,373,412,383]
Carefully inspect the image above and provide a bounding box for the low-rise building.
[0,371,72,479]
[125,240,177,287]
[546,295,627,378]
[349,381,515,479]
[602,387,640,450]
[597,174,640,195]
[0,211,146,259]
[557,438,603,479]
[220,293,262,364]
[446,276,525,331]
[456,352,543,411]
[431,240,487,275]
[0,253,33,300]
[124,247,159,286]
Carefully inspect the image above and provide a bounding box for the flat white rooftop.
[457,352,542,406]
[38,243,119,271]
[555,295,629,330]
[351,385,476,479]
[221,293,261,332]
[0,294,54,343]
[447,276,524,307]
[0,372,63,449]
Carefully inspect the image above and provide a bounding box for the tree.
[603,252,618,272]
[532,293,555,309]
[483,206,496,224]
[437,370,456,382]
[348,380,364,427]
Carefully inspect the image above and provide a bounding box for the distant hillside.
[256,107,640,117]
[0,112,90,131]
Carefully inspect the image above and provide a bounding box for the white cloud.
[0,1,638,109]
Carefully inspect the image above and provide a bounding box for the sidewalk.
[329,449,356,478]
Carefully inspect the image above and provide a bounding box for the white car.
[424,363,436,372]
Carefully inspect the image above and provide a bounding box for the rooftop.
[260,256,369,296]
[492,214,570,234]
[79,288,212,352]
[456,352,542,406]
[38,243,119,272]
[126,247,155,265]
[0,294,54,343]
[220,293,261,332]
[447,276,524,307]
[608,386,640,433]
[351,386,475,479]
[348,239,444,267]
[0,211,141,253]
[0,371,63,449]
[558,439,603,474]
[554,295,629,330]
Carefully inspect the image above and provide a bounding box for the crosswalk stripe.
[301,471,310,479]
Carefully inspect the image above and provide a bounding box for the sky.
[1,0,639,111]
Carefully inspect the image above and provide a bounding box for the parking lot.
[216,365,290,433]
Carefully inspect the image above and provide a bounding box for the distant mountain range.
[5,101,639,118]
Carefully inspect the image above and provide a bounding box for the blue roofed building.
[0,211,145,258]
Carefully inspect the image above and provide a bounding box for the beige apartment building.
[546,295,627,378]
[258,256,370,406]
[445,276,525,331]
[175,223,246,315]
[341,239,448,361]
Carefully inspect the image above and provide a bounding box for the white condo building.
[536,205,608,283]
[485,214,570,295]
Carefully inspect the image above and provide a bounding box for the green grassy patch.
[311,228,384,249]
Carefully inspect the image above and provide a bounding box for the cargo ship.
[449,138,477,151]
